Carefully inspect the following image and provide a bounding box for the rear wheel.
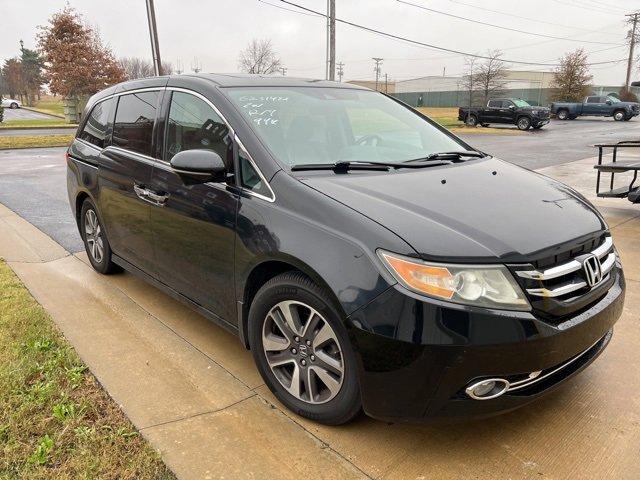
[249,272,361,425]
[466,114,478,127]
[480,123,490,127]
[10,102,18,109]
[613,110,626,121]
[80,199,118,274]
[517,116,531,130]
[556,109,569,120]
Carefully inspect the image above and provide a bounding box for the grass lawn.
[0,119,76,129]
[416,107,522,135]
[0,135,74,150]
[0,260,175,479]
[32,97,65,117]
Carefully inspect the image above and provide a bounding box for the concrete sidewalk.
[1,157,639,479]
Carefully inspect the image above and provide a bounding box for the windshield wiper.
[291,160,452,172]
[406,150,487,163]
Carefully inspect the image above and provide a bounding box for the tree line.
[0,6,172,109]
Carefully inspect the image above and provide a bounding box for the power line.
[397,0,622,45]
[549,0,625,16]
[443,0,621,34]
[275,0,627,67]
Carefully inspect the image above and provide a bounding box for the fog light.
[465,378,510,400]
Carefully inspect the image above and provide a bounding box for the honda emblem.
[583,254,603,288]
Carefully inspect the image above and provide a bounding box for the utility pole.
[176,59,182,75]
[279,67,287,76]
[337,62,344,82]
[328,0,336,80]
[372,57,383,91]
[626,12,639,91]
[145,0,163,76]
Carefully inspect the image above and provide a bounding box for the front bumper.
[347,269,625,422]
[532,117,550,127]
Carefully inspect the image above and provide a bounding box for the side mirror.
[606,100,612,105]
[170,149,226,182]
[508,104,515,110]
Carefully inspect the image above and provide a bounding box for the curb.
[21,106,66,119]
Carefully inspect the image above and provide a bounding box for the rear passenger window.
[165,91,233,170]
[113,91,160,157]
[488,100,501,108]
[79,98,114,148]
[586,97,599,104]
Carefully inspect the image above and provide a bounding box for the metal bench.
[594,141,640,203]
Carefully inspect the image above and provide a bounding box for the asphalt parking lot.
[459,117,640,169]
[2,106,59,120]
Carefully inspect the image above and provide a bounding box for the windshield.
[512,99,531,107]
[225,87,466,166]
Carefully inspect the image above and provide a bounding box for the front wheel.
[10,102,18,109]
[613,110,626,121]
[80,199,118,274]
[517,116,531,130]
[249,272,361,425]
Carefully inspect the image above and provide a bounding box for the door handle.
[134,184,169,207]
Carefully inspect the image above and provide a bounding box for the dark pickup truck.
[551,95,640,121]
[458,98,550,130]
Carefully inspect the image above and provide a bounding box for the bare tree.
[461,56,480,124]
[119,57,153,79]
[476,50,508,104]
[550,48,593,102]
[238,39,282,75]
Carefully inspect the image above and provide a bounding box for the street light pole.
[328,0,336,81]
[145,0,163,76]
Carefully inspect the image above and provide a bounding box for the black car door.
[148,89,239,322]
[98,89,164,273]
[501,100,516,123]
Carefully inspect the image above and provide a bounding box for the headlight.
[378,250,530,311]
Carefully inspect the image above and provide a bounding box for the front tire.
[517,116,531,130]
[10,102,18,109]
[613,110,626,121]
[80,199,118,274]
[249,272,361,425]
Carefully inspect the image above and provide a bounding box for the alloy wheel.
[262,300,344,404]
[84,209,104,263]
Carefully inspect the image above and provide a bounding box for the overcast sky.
[2,0,639,85]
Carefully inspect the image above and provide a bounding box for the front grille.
[513,236,617,317]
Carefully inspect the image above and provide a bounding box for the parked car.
[67,75,624,425]
[458,98,550,130]
[0,97,21,109]
[551,95,639,121]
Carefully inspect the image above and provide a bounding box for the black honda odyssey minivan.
[67,74,624,425]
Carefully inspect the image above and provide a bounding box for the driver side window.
[165,91,233,171]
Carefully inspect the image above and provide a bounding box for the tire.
[517,116,531,130]
[80,199,118,274]
[10,102,18,109]
[466,114,478,127]
[613,110,626,121]
[556,109,569,120]
[248,271,361,425]
[480,123,490,127]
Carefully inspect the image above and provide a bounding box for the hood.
[301,158,606,262]
[522,106,549,112]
